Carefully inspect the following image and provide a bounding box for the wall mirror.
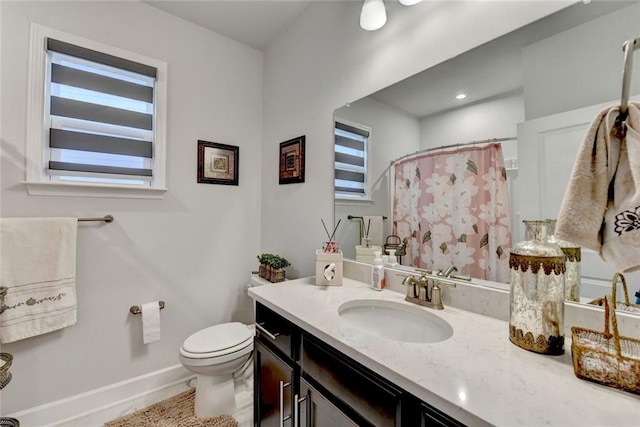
[334,0,640,313]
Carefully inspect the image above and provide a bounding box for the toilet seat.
[180,322,254,361]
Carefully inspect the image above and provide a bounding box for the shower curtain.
[393,143,511,283]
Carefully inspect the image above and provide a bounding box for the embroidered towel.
[556,102,640,272]
[363,216,384,247]
[0,217,78,343]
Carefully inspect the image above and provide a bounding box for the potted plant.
[257,253,291,283]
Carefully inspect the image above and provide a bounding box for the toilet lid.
[183,322,252,354]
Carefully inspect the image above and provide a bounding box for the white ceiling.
[144,0,313,51]
[369,0,633,118]
[143,0,633,118]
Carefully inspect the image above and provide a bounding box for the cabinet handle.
[294,393,309,427]
[256,322,280,340]
[279,380,291,427]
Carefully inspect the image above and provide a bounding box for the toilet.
[179,321,254,418]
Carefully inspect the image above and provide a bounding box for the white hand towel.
[363,216,384,247]
[0,217,77,343]
[556,102,640,272]
[142,302,161,344]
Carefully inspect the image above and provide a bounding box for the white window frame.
[24,24,168,199]
[334,117,372,203]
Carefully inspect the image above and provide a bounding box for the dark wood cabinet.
[253,302,465,427]
[298,376,359,427]
[254,339,295,427]
[420,403,467,427]
[301,334,402,427]
[254,303,299,427]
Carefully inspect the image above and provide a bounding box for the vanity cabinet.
[255,340,296,426]
[421,403,465,427]
[254,303,300,426]
[300,334,402,426]
[254,302,465,427]
[298,376,358,427]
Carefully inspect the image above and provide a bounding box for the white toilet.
[179,321,254,418]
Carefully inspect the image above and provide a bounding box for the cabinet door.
[256,302,298,361]
[301,334,401,426]
[255,340,295,427]
[298,377,359,427]
[421,402,466,427]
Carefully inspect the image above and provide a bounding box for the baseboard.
[7,364,195,427]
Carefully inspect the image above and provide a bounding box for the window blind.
[46,38,157,181]
[335,121,368,195]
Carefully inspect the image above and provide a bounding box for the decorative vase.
[509,220,566,355]
[546,219,581,302]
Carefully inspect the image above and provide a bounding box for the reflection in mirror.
[334,1,640,312]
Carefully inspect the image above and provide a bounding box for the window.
[334,120,370,199]
[25,25,167,198]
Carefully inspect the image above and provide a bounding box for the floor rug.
[104,388,238,427]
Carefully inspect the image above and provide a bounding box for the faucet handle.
[431,279,455,310]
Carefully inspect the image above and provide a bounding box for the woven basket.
[571,295,640,394]
[588,272,640,315]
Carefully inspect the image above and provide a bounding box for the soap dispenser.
[386,249,399,267]
[371,251,385,291]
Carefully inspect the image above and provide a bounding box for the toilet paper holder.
[130,301,165,315]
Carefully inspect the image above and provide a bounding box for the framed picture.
[279,136,305,184]
[197,140,239,185]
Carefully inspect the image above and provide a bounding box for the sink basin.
[337,299,453,343]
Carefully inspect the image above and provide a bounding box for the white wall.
[419,91,523,160]
[261,0,570,277]
[334,97,420,258]
[0,1,262,414]
[523,1,640,120]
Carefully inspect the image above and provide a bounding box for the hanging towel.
[363,216,384,247]
[0,218,78,343]
[556,102,640,272]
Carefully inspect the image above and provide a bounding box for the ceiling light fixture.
[399,0,422,6]
[359,0,421,31]
[360,0,387,31]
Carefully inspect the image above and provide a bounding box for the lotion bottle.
[371,251,385,291]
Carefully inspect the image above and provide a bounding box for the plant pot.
[259,264,270,281]
[269,267,286,283]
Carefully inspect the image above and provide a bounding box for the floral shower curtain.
[393,143,511,283]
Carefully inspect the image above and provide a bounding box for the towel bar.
[78,215,114,223]
[129,301,165,315]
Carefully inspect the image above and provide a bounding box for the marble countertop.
[248,277,640,426]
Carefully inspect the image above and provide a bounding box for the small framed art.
[197,140,239,185]
[279,136,305,184]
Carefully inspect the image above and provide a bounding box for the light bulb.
[399,0,422,6]
[360,0,387,31]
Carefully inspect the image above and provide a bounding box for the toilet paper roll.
[141,301,161,344]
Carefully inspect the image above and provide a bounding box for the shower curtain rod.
[391,136,517,165]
